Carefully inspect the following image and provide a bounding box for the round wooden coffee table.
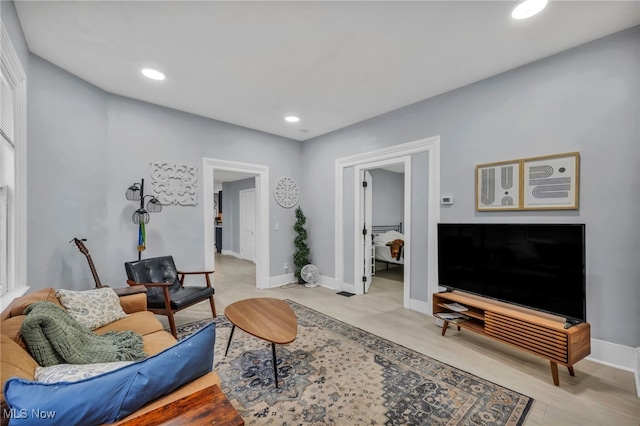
[224,298,298,388]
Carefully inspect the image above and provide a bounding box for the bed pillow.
[4,321,215,426]
[35,361,134,384]
[56,288,127,330]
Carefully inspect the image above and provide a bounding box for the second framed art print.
[522,152,580,210]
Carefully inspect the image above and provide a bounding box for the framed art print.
[522,152,579,210]
[476,160,522,211]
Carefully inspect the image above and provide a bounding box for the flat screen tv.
[437,223,586,323]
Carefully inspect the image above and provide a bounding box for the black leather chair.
[124,256,216,338]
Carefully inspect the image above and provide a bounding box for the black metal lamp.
[126,178,162,259]
[146,197,162,213]
[125,183,142,201]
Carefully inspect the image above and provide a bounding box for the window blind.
[0,185,7,295]
[0,72,15,146]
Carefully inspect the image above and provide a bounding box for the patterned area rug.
[177,300,533,425]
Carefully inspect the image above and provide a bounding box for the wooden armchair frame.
[126,269,216,338]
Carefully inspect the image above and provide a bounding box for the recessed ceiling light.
[141,68,165,81]
[285,116,300,123]
[511,0,548,20]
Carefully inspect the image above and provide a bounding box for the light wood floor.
[171,254,639,426]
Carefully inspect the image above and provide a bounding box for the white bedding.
[375,245,404,264]
[373,231,404,264]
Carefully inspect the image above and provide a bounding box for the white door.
[363,171,373,293]
[239,188,256,262]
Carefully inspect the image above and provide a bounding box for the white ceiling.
[14,1,640,141]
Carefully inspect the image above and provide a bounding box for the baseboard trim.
[221,250,242,258]
[587,339,639,397]
[318,275,340,291]
[409,298,430,315]
[340,282,356,295]
[269,273,295,288]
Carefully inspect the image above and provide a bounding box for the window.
[0,20,27,299]
[0,68,15,296]
[0,185,6,294]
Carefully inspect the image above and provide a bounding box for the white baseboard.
[340,282,356,295]
[269,272,295,288]
[317,274,340,291]
[587,339,640,397]
[409,298,430,315]
[221,249,242,258]
[268,273,339,290]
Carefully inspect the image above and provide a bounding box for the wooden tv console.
[433,291,590,386]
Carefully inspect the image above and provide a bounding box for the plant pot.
[297,275,306,285]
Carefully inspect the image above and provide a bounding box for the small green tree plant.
[293,206,310,282]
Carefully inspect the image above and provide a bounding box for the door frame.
[239,188,256,262]
[334,136,440,314]
[203,158,269,289]
[355,157,411,306]
[362,170,373,294]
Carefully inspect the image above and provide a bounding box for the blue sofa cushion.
[3,322,215,425]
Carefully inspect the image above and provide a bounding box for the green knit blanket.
[21,301,147,367]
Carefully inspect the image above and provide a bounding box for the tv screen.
[437,223,586,322]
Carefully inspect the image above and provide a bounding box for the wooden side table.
[119,385,243,426]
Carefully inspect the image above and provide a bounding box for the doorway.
[357,157,411,307]
[334,136,440,315]
[203,158,269,289]
[363,164,405,303]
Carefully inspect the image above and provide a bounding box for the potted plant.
[293,206,310,284]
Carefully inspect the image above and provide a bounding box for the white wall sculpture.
[150,163,198,206]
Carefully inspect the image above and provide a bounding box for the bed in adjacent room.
[371,224,404,268]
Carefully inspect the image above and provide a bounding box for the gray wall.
[1,1,29,68]
[370,169,404,228]
[302,27,640,347]
[410,151,429,302]
[25,55,302,291]
[221,177,255,254]
[6,0,639,348]
[28,56,108,289]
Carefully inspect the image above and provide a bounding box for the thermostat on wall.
[441,196,454,205]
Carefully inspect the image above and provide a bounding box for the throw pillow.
[35,361,134,384]
[4,321,215,426]
[56,288,127,330]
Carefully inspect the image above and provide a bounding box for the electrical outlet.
[283,263,288,271]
